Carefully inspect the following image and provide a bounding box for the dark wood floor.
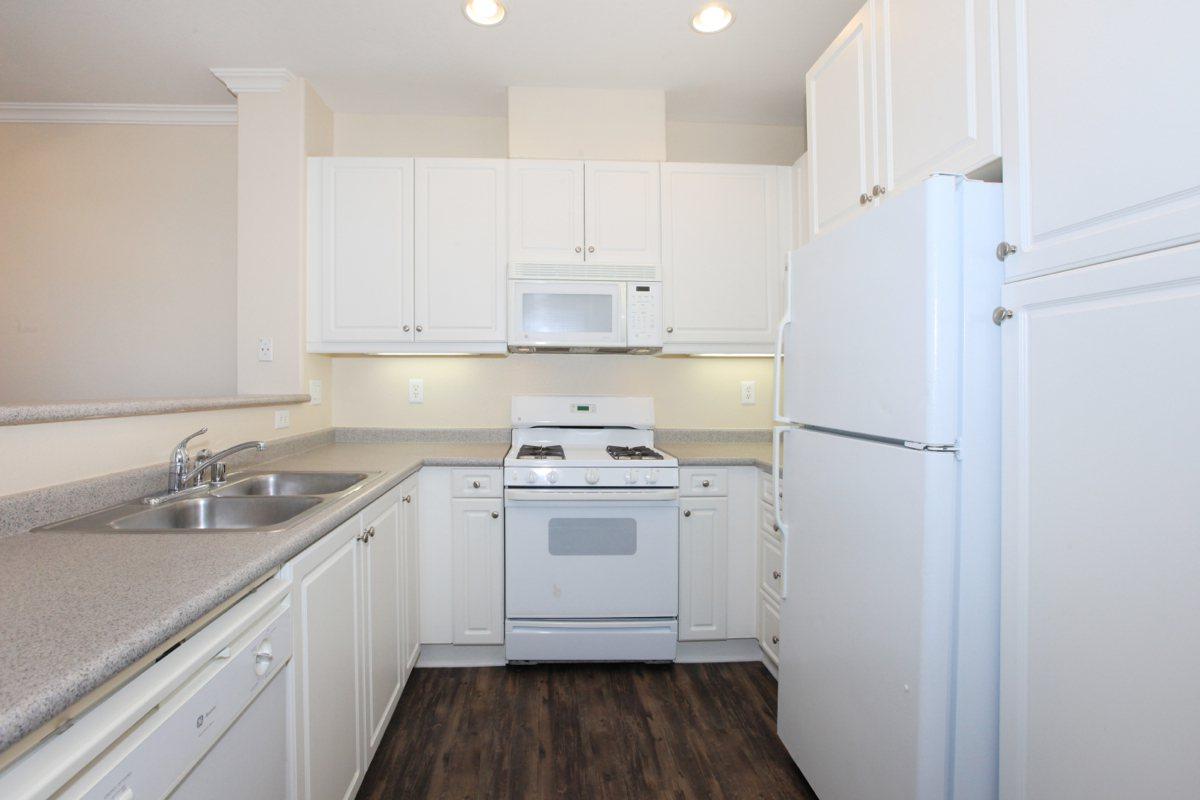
[357,661,817,800]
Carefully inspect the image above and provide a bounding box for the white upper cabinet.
[414,159,507,342]
[584,161,661,267]
[806,2,879,238]
[998,0,1200,280]
[876,0,1000,197]
[508,159,585,265]
[310,158,415,343]
[661,163,786,351]
[509,159,661,276]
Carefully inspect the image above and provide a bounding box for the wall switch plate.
[308,379,323,405]
[408,378,424,404]
[274,409,290,429]
[257,338,274,362]
[740,380,757,405]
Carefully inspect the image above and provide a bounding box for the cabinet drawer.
[760,503,782,542]
[680,468,727,497]
[450,468,502,498]
[758,471,778,507]
[759,592,781,665]
[759,534,784,604]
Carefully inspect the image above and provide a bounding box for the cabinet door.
[451,498,504,644]
[292,519,364,800]
[1000,243,1200,800]
[998,0,1200,280]
[875,0,999,197]
[362,500,403,759]
[806,2,879,239]
[584,161,661,268]
[400,480,421,674]
[414,159,507,342]
[508,160,585,265]
[661,163,783,347]
[315,158,415,342]
[678,497,729,641]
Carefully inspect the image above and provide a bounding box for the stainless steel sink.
[108,496,321,531]
[213,471,369,497]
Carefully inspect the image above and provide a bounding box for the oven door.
[508,280,626,349]
[504,489,678,618]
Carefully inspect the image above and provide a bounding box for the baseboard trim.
[675,638,764,663]
[416,644,507,668]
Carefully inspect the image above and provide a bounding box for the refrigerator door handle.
[772,424,798,598]
[773,252,797,425]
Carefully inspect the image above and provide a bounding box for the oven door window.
[548,518,637,556]
[522,292,614,334]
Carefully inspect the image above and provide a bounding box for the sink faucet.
[167,428,266,493]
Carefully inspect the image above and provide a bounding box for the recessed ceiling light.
[691,3,734,34]
[463,0,506,26]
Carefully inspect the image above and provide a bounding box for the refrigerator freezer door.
[783,176,1001,444]
[777,428,967,800]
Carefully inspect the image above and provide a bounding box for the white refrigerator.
[772,175,1003,800]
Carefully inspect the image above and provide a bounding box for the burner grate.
[605,445,665,461]
[516,444,566,460]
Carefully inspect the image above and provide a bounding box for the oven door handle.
[504,488,680,503]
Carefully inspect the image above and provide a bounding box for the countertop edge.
[0,394,311,427]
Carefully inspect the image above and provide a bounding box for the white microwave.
[508,280,663,353]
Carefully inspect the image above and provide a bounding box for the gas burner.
[606,445,665,461]
[516,444,565,460]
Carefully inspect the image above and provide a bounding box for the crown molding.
[0,102,237,126]
[210,68,296,96]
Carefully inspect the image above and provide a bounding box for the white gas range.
[503,396,680,663]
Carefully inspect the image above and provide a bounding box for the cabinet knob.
[771,635,780,645]
[367,526,376,539]
[701,479,711,488]
[996,241,1018,261]
[491,511,499,519]
[773,569,782,580]
[666,326,673,334]
[992,307,1014,326]
[587,245,595,253]
[575,246,582,253]
[403,324,410,332]
[859,193,872,206]
[773,523,780,532]
[403,495,412,503]
[415,324,423,332]
[357,531,369,543]
[872,184,887,197]
[472,480,481,489]
[683,509,692,517]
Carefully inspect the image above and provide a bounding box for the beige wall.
[333,113,802,165]
[332,354,774,429]
[0,122,237,403]
[507,87,667,161]
[0,399,331,496]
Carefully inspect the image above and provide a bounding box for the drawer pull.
[771,635,780,645]
[491,511,500,519]
[772,570,781,580]
[683,510,692,517]
[773,523,779,532]
[472,480,481,489]
[701,479,711,488]
[403,495,412,503]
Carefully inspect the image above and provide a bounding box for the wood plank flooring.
[357,661,818,799]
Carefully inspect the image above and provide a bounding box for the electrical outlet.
[257,337,274,362]
[274,409,290,429]
[740,380,757,405]
[308,379,323,405]
[408,378,424,404]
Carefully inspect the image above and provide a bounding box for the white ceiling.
[0,0,861,125]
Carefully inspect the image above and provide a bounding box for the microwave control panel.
[626,282,663,348]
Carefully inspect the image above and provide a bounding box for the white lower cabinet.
[289,482,418,800]
[757,469,784,666]
[400,477,420,675]
[451,496,505,644]
[678,496,729,641]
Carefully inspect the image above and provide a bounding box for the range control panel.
[626,282,663,348]
[506,466,679,488]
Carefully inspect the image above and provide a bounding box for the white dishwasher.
[0,576,294,800]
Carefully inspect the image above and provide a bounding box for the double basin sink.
[39,471,378,533]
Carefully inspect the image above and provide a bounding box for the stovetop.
[605,445,665,461]
[516,444,565,460]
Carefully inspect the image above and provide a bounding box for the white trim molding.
[210,68,295,96]
[0,102,237,126]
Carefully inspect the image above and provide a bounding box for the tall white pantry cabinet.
[996,2,1200,799]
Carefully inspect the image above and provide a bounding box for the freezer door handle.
[772,425,798,598]
[773,252,798,425]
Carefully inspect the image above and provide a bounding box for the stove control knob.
[585,468,600,485]
[526,470,538,483]
[547,470,559,484]
[645,469,658,484]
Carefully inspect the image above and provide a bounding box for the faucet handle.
[173,427,208,454]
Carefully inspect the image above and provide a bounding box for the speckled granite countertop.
[659,442,775,473]
[0,442,507,756]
